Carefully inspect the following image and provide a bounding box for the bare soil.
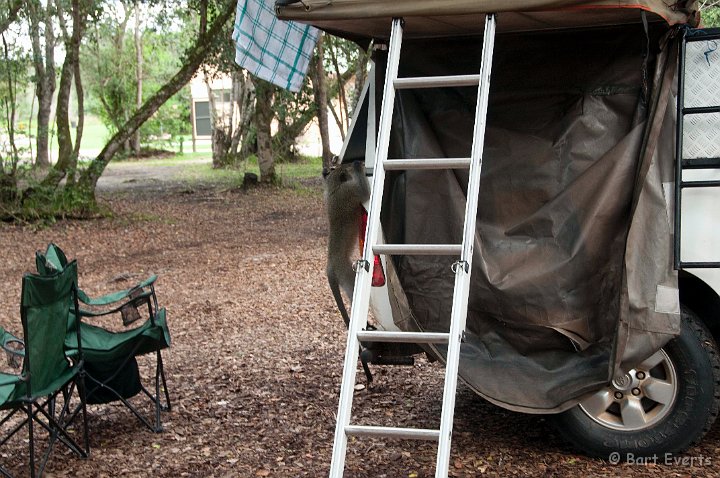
[0,166,718,477]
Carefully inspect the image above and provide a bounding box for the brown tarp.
[368,22,680,412]
[279,2,693,412]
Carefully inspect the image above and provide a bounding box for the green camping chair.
[36,244,171,433]
[0,261,89,478]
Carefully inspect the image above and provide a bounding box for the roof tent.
[277,1,701,412]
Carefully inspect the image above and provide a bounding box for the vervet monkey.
[323,159,371,328]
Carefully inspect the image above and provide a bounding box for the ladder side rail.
[365,61,377,172]
[674,28,687,270]
[435,14,497,478]
[328,18,405,478]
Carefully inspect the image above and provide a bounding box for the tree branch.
[76,0,237,193]
[0,0,23,36]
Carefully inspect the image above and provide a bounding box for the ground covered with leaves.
[0,170,718,477]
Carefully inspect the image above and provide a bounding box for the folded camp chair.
[0,261,89,478]
[36,243,171,433]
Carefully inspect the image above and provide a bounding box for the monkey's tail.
[328,276,351,328]
[328,275,374,383]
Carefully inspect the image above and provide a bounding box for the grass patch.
[111,152,212,167]
[175,155,323,187]
[119,212,179,225]
[275,156,324,180]
[49,115,110,153]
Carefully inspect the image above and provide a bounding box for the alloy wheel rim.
[579,349,678,431]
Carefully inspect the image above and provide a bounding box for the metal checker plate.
[684,39,720,109]
[682,113,720,159]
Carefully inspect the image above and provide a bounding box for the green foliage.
[136,28,193,146]
[82,5,194,144]
[0,34,32,171]
[271,79,317,163]
[323,35,367,114]
[702,6,720,27]
[139,90,191,151]
[1,178,107,223]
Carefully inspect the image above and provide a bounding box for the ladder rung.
[357,330,450,344]
[680,180,720,188]
[686,31,720,42]
[394,74,480,89]
[373,244,462,255]
[683,106,720,115]
[682,157,720,169]
[383,158,471,170]
[345,425,440,441]
[679,261,720,268]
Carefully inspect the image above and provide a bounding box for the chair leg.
[61,379,90,458]
[155,353,162,432]
[0,409,26,449]
[27,405,35,478]
[159,352,171,413]
[88,372,157,432]
[79,371,89,457]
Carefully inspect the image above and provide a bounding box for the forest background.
[0,0,719,221]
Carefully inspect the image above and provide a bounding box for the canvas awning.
[276,0,699,40]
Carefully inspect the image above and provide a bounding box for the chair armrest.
[1,327,25,369]
[77,278,159,327]
[78,290,154,316]
[77,275,158,307]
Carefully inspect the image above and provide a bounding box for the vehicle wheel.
[554,306,720,459]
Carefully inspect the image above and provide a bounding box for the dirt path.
[0,172,718,477]
[96,158,212,192]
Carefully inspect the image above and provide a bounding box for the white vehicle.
[280,0,720,462]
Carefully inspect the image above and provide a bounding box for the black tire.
[554,306,720,459]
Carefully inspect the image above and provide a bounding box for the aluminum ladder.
[329,14,497,478]
[674,27,720,269]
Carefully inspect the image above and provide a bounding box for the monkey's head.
[324,160,370,216]
[322,155,343,179]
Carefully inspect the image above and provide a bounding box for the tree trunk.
[328,38,347,138]
[1,34,19,173]
[69,54,84,184]
[351,46,369,115]
[231,70,255,161]
[205,72,233,168]
[204,73,223,168]
[310,34,333,170]
[253,77,276,184]
[27,0,56,169]
[73,0,237,199]
[272,106,316,162]
[44,0,84,189]
[132,0,142,156]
